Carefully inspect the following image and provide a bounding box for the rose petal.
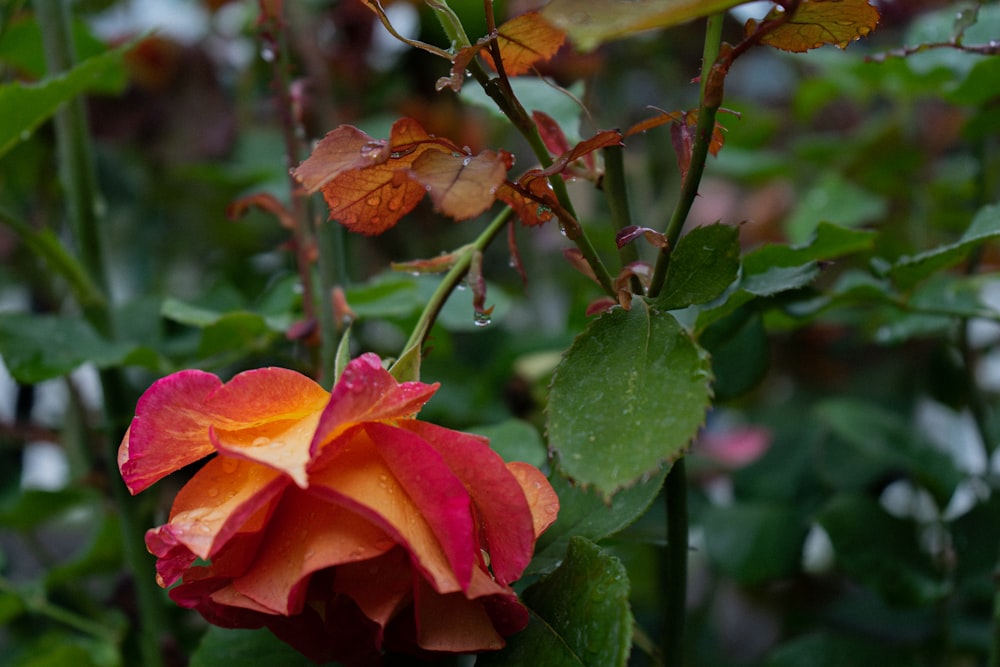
[411,575,505,653]
[307,429,462,595]
[398,421,538,586]
[119,370,223,494]
[205,368,329,488]
[232,488,396,615]
[506,461,560,538]
[310,353,438,458]
[332,547,413,631]
[365,422,476,590]
[206,366,330,428]
[152,456,287,563]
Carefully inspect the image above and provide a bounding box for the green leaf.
[189,627,320,667]
[702,503,807,584]
[344,274,421,319]
[482,537,632,667]
[783,173,887,244]
[0,40,132,159]
[890,203,1000,289]
[656,223,740,310]
[0,17,118,83]
[530,466,668,575]
[471,419,548,469]
[0,313,139,383]
[742,222,877,273]
[547,301,712,497]
[766,632,920,667]
[818,494,947,607]
[0,488,98,530]
[814,398,961,505]
[740,263,819,297]
[541,0,746,51]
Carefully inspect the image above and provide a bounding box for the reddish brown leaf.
[292,118,509,235]
[410,150,512,220]
[496,181,556,227]
[533,110,572,159]
[436,44,480,93]
[488,12,566,76]
[291,125,387,194]
[750,0,880,53]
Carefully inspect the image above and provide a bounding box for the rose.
[118,353,559,665]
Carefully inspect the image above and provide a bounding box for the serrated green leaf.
[189,627,320,667]
[541,0,747,51]
[0,313,139,383]
[783,173,887,244]
[702,503,807,584]
[548,301,711,497]
[891,203,1000,289]
[530,466,667,575]
[657,223,740,310]
[482,537,632,667]
[741,263,819,297]
[0,40,132,159]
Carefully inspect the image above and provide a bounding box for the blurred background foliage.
[2,0,1000,665]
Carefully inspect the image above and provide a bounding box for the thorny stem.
[648,13,725,299]
[258,10,317,332]
[602,144,643,292]
[0,576,121,644]
[33,2,167,666]
[390,207,515,382]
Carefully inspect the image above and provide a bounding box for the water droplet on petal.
[221,458,240,473]
[252,436,270,447]
[366,196,380,207]
[545,503,559,515]
[207,487,220,498]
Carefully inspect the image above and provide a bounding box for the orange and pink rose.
[119,353,559,665]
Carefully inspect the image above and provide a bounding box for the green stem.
[315,219,344,387]
[0,577,120,643]
[648,13,726,299]
[663,457,688,665]
[0,206,105,312]
[602,143,643,293]
[390,207,514,382]
[33,2,167,665]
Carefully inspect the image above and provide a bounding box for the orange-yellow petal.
[506,461,560,538]
[310,354,438,458]
[231,488,396,615]
[154,456,287,563]
[119,370,224,494]
[307,429,462,595]
[205,367,329,487]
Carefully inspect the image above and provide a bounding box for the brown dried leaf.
[488,11,566,76]
[411,149,512,220]
[751,0,880,53]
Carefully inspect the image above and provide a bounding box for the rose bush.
[118,353,559,665]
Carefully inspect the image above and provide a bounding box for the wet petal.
[412,576,505,653]
[332,547,413,630]
[506,461,560,538]
[398,421,538,586]
[307,429,462,594]
[210,411,321,489]
[158,456,287,562]
[206,367,329,428]
[310,353,438,458]
[119,370,223,494]
[365,422,476,590]
[232,488,395,615]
